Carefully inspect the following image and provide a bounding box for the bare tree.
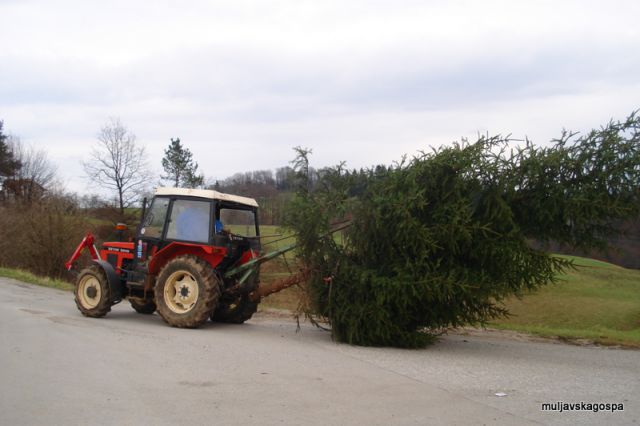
[5,136,59,203]
[83,118,152,214]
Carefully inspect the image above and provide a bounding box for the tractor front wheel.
[155,255,221,328]
[74,265,112,317]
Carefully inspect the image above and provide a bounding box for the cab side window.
[166,199,211,243]
[219,208,257,237]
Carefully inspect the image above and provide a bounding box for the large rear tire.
[155,255,221,328]
[211,294,259,324]
[74,265,112,318]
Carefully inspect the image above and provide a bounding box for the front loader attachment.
[65,233,101,271]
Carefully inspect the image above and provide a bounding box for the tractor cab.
[97,187,261,283]
[134,187,261,269]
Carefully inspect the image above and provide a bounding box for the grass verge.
[0,267,73,291]
[490,255,640,347]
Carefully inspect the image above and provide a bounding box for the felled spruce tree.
[285,112,640,348]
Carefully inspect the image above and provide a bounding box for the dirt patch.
[253,307,297,320]
[19,308,49,315]
[449,327,639,349]
[178,380,216,388]
[449,327,566,345]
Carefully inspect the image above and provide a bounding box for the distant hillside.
[536,219,640,270]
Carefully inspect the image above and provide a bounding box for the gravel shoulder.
[1,278,638,425]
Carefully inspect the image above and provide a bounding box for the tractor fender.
[148,242,227,276]
[92,259,124,303]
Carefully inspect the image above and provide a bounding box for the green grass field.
[256,226,302,311]
[258,225,298,259]
[490,255,640,347]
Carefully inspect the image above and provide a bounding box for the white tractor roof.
[154,187,259,208]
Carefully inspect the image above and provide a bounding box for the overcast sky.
[1,0,639,195]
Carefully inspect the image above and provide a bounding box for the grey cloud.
[117,40,638,121]
[3,27,637,121]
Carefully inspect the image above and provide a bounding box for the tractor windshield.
[219,208,257,238]
[142,197,170,238]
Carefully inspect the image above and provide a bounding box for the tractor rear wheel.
[211,295,259,324]
[129,298,156,314]
[74,265,112,318]
[155,255,221,328]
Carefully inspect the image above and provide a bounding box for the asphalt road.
[1,277,638,426]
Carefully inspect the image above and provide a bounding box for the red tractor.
[66,187,269,328]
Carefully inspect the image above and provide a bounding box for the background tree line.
[1,114,638,283]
